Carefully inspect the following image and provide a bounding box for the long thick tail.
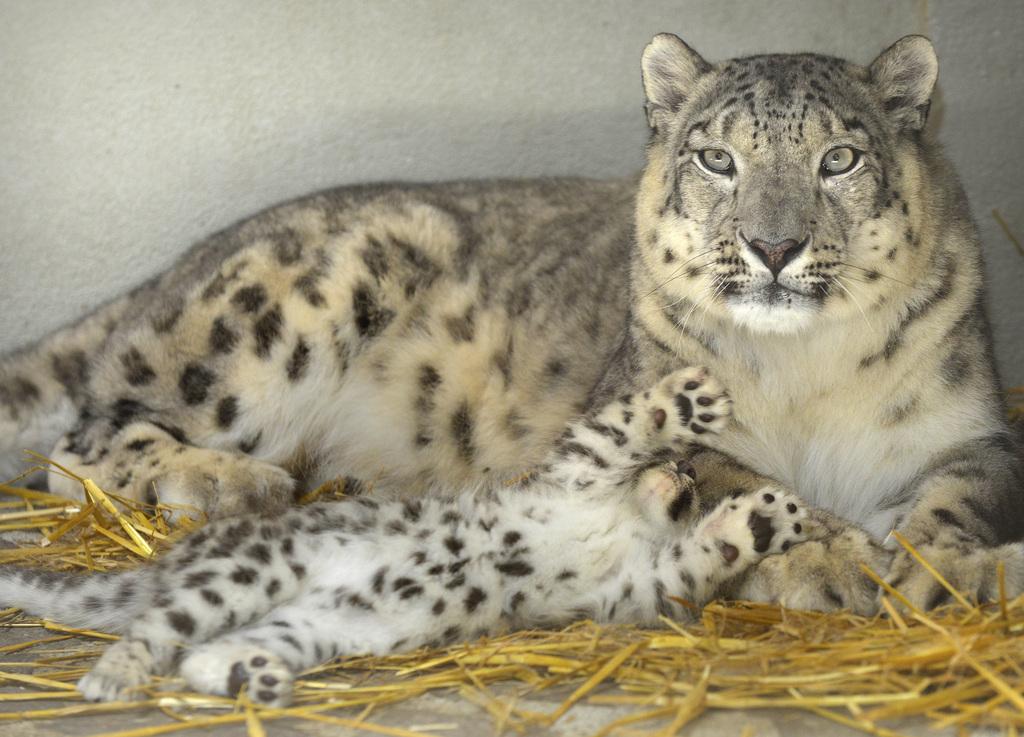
[0,566,150,633]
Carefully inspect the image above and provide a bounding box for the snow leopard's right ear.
[641,33,711,130]
[869,35,938,132]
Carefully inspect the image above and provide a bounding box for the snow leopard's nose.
[743,235,809,278]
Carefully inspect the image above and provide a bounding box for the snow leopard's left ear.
[869,35,938,132]
[641,33,711,130]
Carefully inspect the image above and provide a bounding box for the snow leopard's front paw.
[180,642,295,707]
[646,366,732,443]
[77,640,154,702]
[699,487,810,573]
[634,458,700,525]
[729,512,888,616]
[886,539,1024,611]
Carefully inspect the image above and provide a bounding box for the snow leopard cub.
[0,367,809,705]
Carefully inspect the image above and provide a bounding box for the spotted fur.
[0,370,810,705]
[0,35,1021,614]
[622,34,1023,612]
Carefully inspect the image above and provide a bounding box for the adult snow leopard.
[0,34,1021,614]
[0,368,811,705]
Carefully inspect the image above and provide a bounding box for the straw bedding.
[1,393,1023,737]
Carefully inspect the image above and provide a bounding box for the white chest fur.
[707,326,927,539]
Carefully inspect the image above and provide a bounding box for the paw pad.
[647,367,732,440]
[222,652,293,706]
[228,662,248,696]
[653,408,667,429]
[748,512,775,553]
[720,542,739,563]
[699,487,810,570]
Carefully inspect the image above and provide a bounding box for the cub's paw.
[699,487,809,571]
[181,643,294,707]
[886,540,1024,611]
[647,366,731,442]
[77,640,153,702]
[634,458,699,524]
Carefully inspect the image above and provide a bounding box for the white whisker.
[640,247,718,300]
[681,275,725,332]
[832,276,874,334]
[838,261,913,289]
[651,256,721,310]
[695,277,729,334]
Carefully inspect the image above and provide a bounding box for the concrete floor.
[0,623,980,737]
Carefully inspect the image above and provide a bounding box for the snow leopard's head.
[635,33,939,335]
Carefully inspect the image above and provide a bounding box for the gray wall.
[1,1,1022,383]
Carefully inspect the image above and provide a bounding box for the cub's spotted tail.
[0,566,149,633]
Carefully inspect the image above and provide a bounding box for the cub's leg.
[76,512,313,701]
[633,458,699,528]
[178,552,499,706]
[77,605,238,702]
[178,598,399,708]
[48,420,295,518]
[691,448,891,615]
[181,640,295,707]
[648,485,811,621]
[542,365,731,523]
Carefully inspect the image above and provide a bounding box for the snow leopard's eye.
[698,149,734,174]
[821,147,860,176]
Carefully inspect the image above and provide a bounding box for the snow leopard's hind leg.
[47,417,295,520]
[35,203,463,518]
[0,297,137,485]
